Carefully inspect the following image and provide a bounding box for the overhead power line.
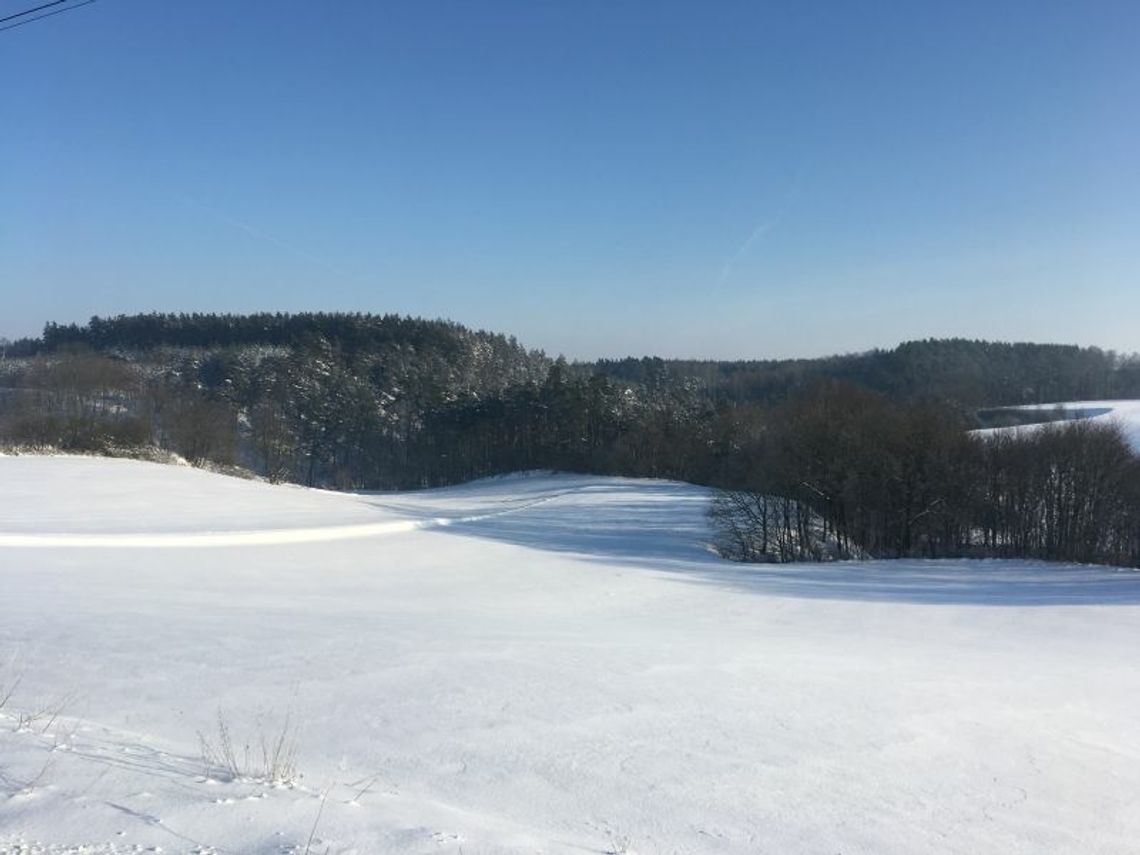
[0,0,69,24]
[0,0,96,32]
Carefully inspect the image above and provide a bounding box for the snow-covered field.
[2,457,1139,854]
[975,399,1140,451]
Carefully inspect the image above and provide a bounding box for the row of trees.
[978,423,1140,563]
[597,339,1140,409]
[710,384,1140,567]
[36,311,537,358]
[12,315,1140,409]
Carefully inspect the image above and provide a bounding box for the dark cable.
[0,0,69,25]
[0,0,95,32]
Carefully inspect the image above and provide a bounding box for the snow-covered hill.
[2,458,1139,854]
[975,399,1140,451]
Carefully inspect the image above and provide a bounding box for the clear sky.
[2,0,1137,359]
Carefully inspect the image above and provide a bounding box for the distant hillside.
[8,314,1138,410]
[0,312,557,488]
[2,313,1138,496]
[592,339,1140,409]
[38,312,528,358]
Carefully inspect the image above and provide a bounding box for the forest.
[2,312,1138,567]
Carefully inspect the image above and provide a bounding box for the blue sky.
[2,0,1137,359]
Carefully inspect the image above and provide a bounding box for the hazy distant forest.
[2,312,1138,567]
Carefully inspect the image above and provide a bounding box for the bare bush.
[198,708,299,786]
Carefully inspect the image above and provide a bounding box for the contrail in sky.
[716,168,804,291]
[174,193,344,275]
[716,220,775,289]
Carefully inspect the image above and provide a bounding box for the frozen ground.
[974,399,1140,451]
[1,457,1139,854]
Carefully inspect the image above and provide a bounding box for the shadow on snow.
[431,481,1140,607]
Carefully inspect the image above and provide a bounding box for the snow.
[974,399,1140,452]
[2,457,1139,854]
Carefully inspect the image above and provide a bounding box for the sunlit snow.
[975,399,1140,451]
[2,457,1138,854]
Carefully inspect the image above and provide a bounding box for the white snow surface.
[974,399,1140,452]
[1,457,1139,854]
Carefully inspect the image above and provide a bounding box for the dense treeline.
[36,312,536,358]
[10,317,1139,409]
[978,423,1140,564]
[711,383,1140,567]
[0,313,727,489]
[596,339,1140,409]
[2,313,1137,567]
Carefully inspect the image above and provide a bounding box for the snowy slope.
[2,458,1139,854]
[974,399,1140,452]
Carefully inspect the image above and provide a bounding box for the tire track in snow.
[0,487,582,549]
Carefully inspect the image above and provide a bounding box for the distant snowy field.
[2,458,1139,854]
[974,399,1140,451]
